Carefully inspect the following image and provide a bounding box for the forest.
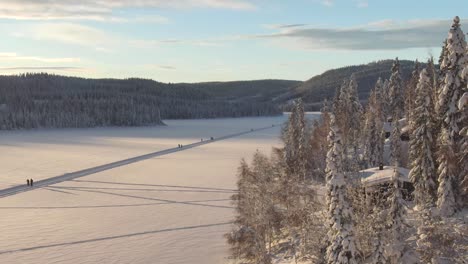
[226,16,467,264]
[0,75,286,129]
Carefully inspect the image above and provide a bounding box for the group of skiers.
[26,179,34,187]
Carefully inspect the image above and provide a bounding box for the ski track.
[0,124,279,198]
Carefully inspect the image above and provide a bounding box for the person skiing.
[30,179,34,187]
[26,179,30,186]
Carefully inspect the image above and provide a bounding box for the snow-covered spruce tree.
[460,63,468,202]
[346,74,364,155]
[374,80,386,167]
[409,69,437,207]
[389,113,401,167]
[388,58,405,120]
[416,206,467,263]
[363,78,385,168]
[325,113,359,264]
[363,89,378,168]
[436,16,467,216]
[382,79,391,120]
[405,60,420,122]
[283,99,308,180]
[385,168,407,264]
[295,99,308,182]
[309,103,332,182]
[337,75,363,174]
[370,203,388,264]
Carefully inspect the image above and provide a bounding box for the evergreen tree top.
[453,16,460,27]
[392,57,400,73]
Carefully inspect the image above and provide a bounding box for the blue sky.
[0,0,466,82]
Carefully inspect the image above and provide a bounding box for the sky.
[0,0,466,82]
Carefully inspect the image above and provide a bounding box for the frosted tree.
[436,16,467,216]
[347,74,364,153]
[459,64,468,202]
[382,79,391,120]
[405,60,420,122]
[284,103,299,175]
[363,78,385,168]
[374,79,386,166]
[336,75,363,174]
[385,168,407,264]
[370,205,387,264]
[389,114,401,167]
[388,58,405,120]
[295,99,308,181]
[363,90,378,167]
[283,99,308,180]
[409,69,437,207]
[325,114,358,264]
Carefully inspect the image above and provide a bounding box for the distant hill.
[288,60,420,110]
[0,74,295,130]
[0,59,424,129]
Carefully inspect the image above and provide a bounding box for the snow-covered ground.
[0,113,319,264]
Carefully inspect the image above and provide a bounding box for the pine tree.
[389,114,401,167]
[388,58,405,120]
[363,78,385,168]
[382,79,391,120]
[405,60,420,122]
[295,99,308,181]
[385,168,407,264]
[409,69,437,207]
[325,114,358,264]
[459,63,468,202]
[284,99,308,180]
[370,204,387,264]
[436,16,467,216]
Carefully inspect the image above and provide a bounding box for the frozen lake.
[0,113,319,264]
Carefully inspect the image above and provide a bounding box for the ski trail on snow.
[0,124,279,198]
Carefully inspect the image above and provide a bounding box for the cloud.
[356,0,368,8]
[0,0,254,21]
[249,19,455,50]
[0,66,84,71]
[0,52,80,63]
[156,65,177,70]
[130,38,225,48]
[21,23,116,49]
[322,0,334,7]
[262,24,308,29]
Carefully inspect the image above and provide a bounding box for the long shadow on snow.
[71,179,237,192]
[53,185,236,194]
[57,187,234,209]
[0,198,231,210]
[0,221,234,255]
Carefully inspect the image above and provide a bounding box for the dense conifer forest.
[0,74,287,129]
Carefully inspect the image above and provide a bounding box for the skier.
[30,179,34,187]
[26,179,30,186]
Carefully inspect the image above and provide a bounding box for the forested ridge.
[0,59,435,130]
[0,74,289,130]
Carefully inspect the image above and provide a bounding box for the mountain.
[287,60,420,110]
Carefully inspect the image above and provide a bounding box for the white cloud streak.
[249,19,457,50]
[0,0,255,21]
[0,52,80,63]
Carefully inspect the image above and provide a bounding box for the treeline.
[226,16,467,264]
[0,74,283,130]
[288,59,420,111]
